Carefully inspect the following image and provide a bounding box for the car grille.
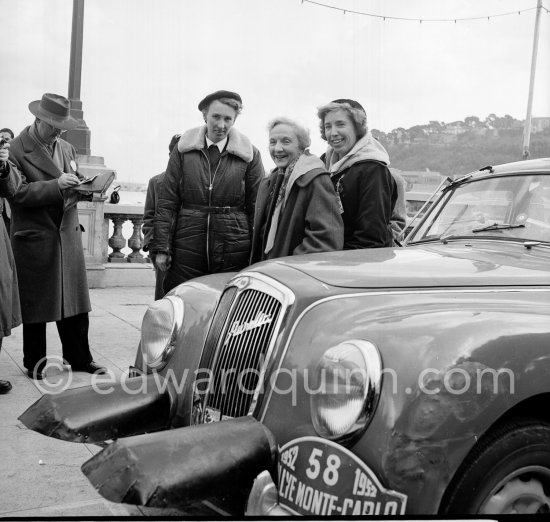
[193,276,291,423]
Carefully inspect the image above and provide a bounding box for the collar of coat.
[325,131,390,176]
[269,151,326,210]
[177,126,254,163]
[16,126,72,180]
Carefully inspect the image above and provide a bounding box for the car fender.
[140,272,236,428]
[259,287,550,514]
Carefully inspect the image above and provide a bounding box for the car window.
[409,174,550,243]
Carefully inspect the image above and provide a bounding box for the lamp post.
[65,0,91,155]
[522,0,543,160]
[64,0,121,287]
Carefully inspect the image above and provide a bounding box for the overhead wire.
[301,0,550,23]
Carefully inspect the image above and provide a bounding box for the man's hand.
[155,252,171,272]
[58,172,80,190]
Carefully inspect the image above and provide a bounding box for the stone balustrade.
[78,196,153,289]
[104,203,148,263]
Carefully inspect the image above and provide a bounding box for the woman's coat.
[8,127,91,324]
[324,133,398,249]
[250,152,343,263]
[153,126,263,291]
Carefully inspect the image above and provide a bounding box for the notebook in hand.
[72,170,116,194]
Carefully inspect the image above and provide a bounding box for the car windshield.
[408,173,550,244]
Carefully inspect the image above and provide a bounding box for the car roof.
[472,157,550,180]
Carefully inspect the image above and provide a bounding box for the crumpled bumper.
[81,416,276,509]
[19,373,174,443]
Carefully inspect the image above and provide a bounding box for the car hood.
[260,241,550,289]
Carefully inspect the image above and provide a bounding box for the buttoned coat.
[8,127,91,324]
[0,163,22,337]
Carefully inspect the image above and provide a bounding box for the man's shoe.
[73,361,107,375]
[0,380,12,394]
[26,370,45,380]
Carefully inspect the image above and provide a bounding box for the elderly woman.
[317,99,402,249]
[153,90,264,293]
[250,117,343,263]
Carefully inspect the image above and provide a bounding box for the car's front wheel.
[442,418,550,514]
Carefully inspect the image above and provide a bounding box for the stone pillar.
[77,154,116,288]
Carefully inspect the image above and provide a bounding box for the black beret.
[198,90,243,111]
[331,98,366,114]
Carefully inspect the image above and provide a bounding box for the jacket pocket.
[13,229,46,239]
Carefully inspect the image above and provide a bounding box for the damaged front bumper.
[82,416,276,509]
[19,372,175,443]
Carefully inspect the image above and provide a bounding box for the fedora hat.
[28,93,78,130]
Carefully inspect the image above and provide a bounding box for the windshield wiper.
[472,223,525,233]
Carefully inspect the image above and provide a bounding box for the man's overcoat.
[8,127,91,324]
[0,163,22,337]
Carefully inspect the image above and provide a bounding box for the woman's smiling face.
[269,123,303,169]
[323,108,358,158]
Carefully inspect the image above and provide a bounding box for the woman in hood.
[250,117,343,263]
[318,99,400,249]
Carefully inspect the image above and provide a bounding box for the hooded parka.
[8,127,91,324]
[0,163,22,338]
[153,126,263,291]
[251,152,343,263]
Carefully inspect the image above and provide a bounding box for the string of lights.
[301,0,550,23]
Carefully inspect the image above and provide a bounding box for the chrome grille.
[193,275,292,423]
[194,286,237,395]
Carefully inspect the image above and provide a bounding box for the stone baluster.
[127,216,146,263]
[108,215,127,262]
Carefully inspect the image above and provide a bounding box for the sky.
[1,0,549,184]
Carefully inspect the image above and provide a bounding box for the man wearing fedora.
[7,93,106,379]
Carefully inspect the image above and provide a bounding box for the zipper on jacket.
[201,149,223,273]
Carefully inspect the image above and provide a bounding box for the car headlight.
[140,296,184,370]
[310,339,382,442]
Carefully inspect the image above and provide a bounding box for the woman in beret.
[153,90,264,292]
[250,117,343,263]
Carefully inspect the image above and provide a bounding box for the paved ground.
[0,286,210,518]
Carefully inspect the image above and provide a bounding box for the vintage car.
[20,158,550,515]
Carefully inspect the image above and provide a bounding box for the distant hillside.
[372,114,550,177]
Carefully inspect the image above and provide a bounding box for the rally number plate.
[277,436,407,516]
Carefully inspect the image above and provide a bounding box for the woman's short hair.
[267,117,311,151]
[316,101,367,141]
[201,97,243,117]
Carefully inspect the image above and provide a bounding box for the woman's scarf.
[264,158,298,254]
[325,131,390,175]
